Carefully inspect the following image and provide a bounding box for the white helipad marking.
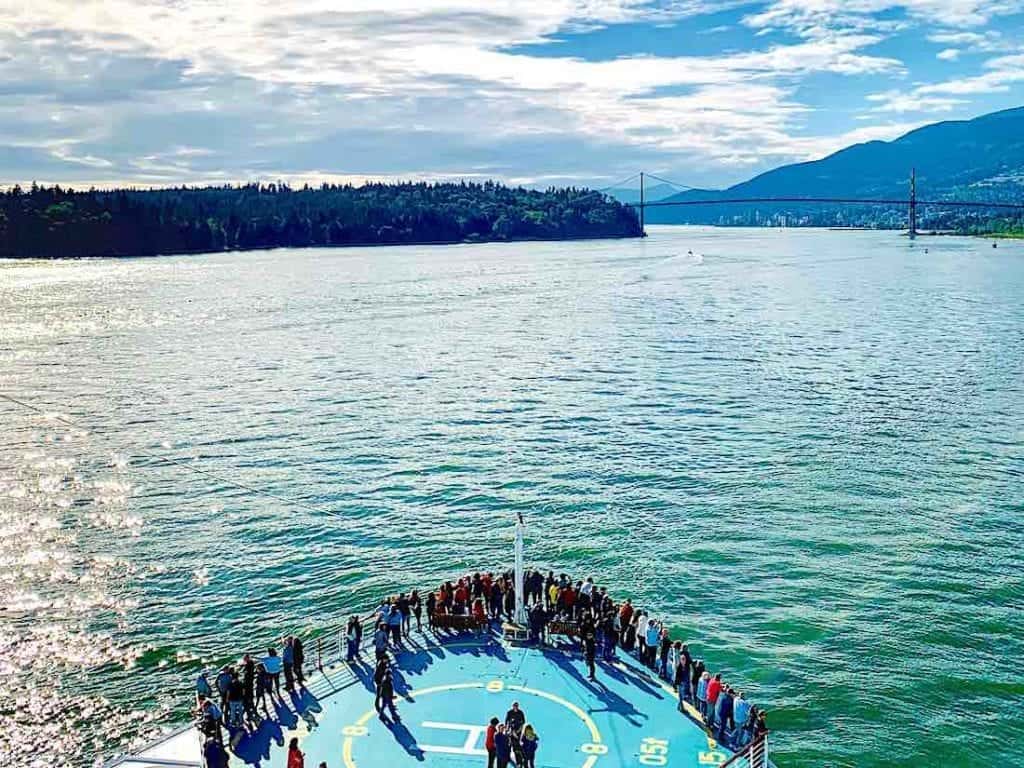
[419,721,488,755]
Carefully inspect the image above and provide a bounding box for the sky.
[1,1,1023,190]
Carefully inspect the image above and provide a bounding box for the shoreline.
[0,231,643,261]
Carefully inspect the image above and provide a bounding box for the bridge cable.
[643,172,701,192]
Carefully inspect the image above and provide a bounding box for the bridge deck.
[114,630,736,768]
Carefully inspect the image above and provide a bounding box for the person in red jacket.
[561,585,576,615]
[454,582,470,614]
[705,673,723,730]
[485,717,499,768]
[287,738,304,768]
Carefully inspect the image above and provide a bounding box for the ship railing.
[719,734,770,768]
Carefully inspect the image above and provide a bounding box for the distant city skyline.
[2,0,1024,190]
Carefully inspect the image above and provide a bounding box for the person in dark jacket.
[584,631,597,681]
[494,724,513,768]
[203,737,229,768]
[504,701,526,739]
[215,666,232,711]
[520,724,539,768]
[658,631,672,678]
[673,652,688,711]
[241,654,257,722]
[226,671,245,728]
[374,660,398,720]
[283,637,296,691]
[293,636,305,685]
[716,686,735,745]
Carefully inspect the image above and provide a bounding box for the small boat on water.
[105,518,774,768]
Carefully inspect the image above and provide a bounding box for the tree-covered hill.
[0,180,641,258]
[647,105,1024,231]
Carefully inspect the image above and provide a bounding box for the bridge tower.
[639,171,646,237]
[909,168,917,240]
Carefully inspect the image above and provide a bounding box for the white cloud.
[0,0,1019,187]
[936,48,960,61]
[866,48,1024,115]
[745,1,1022,35]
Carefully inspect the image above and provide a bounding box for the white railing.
[720,734,770,768]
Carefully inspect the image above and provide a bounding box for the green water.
[1,227,1021,767]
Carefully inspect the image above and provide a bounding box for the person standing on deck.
[473,597,487,625]
[454,581,470,614]
[584,629,597,681]
[705,673,723,730]
[696,670,710,719]
[560,582,576,617]
[387,599,404,644]
[287,737,304,768]
[545,572,556,609]
[489,581,503,620]
[226,670,245,728]
[283,637,296,691]
[505,701,526,740]
[733,693,752,747]
[426,591,437,628]
[529,602,547,645]
[644,620,660,669]
[196,671,213,700]
[398,593,412,637]
[485,717,499,768]
[617,600,634,644]
[602,612,617,661]
[634,611,647,658]
[658,629,672,678]
[199,698,224,745]
[717,686,735,745]
[263,648,283,697]
[410,590,422,631]
[293,635,305,685]
[346,616,363,662]
[216,666,232,711]
[691,660,706,710]
[494,724,512,768]
[373,623,388,661]
[679,644,693,700]
[241,654,257,722]
[255,662,270,710]
[673,650,688,711]
[520,724,539,768]
[204,737,228,768]
[374,659,398,719]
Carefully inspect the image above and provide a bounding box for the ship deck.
[111,629,737,768]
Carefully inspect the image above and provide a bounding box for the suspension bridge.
[603,170,1024,239]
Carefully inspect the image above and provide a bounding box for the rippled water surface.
[1,227,1022,768]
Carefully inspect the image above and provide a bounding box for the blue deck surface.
[236,630,733,768]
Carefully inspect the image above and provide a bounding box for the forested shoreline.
[0,181,641,258]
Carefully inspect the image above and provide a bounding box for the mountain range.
[631,106,1024,230]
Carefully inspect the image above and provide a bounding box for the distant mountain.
[648,106,1024,230]
[607,182,677,205]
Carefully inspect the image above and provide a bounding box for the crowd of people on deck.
[193,635,311,767]
[485,703,539,768]
[191,569,769,768]
[358,570,770,755]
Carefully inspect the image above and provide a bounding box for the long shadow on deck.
[543,650,649,728]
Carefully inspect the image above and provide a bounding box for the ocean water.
[1,227,1022,768]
